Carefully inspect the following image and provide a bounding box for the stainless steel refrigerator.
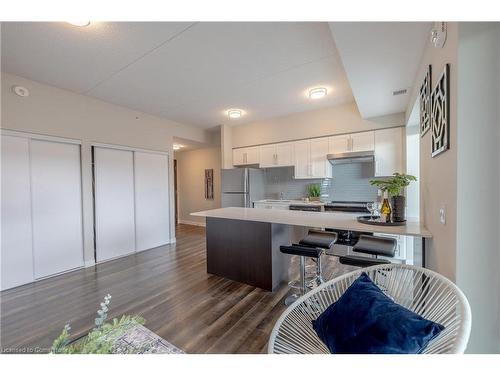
[221,168,265,208]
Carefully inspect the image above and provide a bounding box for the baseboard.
[84,260,96,268]
[178,219,206,227]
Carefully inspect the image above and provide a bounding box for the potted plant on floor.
[369,173,417,222]
[308,183,321,202]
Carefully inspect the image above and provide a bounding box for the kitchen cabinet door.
[329,134,350,154]
[374,127,404,177]
[233,148,245,166]
[351,131,375,152]
[276,142,294,166]
[293,141,311,178]
[259,144,277,167]
[310,138,331,178]
[245,147,260,164]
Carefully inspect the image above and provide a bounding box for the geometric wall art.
[419,65,432,136]
[431,64,450,157]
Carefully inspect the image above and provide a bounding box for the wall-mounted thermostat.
[12,85,30,97]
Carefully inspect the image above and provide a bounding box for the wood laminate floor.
[0,224,354,354]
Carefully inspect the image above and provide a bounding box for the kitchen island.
[191,207,432,291]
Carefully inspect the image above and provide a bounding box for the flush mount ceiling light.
[227,109,243,119]
[173,144,184,151]
[309,87,327,100]
[67,21,91,27]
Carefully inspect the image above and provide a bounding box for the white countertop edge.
[191,207,432,238]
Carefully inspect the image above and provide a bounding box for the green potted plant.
[51,294,146,354]
[307,183,321,202]
[369,173,417,222]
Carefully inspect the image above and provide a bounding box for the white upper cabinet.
[245,147,259,164]
[351,131,375,152]
[374,127,404,177]
[293,138,331,179]
[233,146,259,166]
[293,140,311,178]
[276,142,294,167]
[233,148,246,166]
[329,134,350,154]
[258,142,294,168]
[310,138,331,178]
[329,132,374,153]
[259,144,276,167]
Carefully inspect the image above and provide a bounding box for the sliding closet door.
[134,152,170,251]
[1,135,34,290]
[94,147,136,261]
[30,140,84,279]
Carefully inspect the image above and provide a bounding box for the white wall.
[1,73,212,264]
[455,23,500,353]
[175,147,221,226]
[220,124,233,169]
[405,23,458,281]
[231,102,404,148]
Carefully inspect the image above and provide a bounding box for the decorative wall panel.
[431,64,450,157]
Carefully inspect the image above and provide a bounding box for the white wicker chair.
[268,264,471,354]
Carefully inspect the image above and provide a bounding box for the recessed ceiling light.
[67,21,91,27]
[309,87,327,100]
[173,144,184,151]
[227,109,242,119]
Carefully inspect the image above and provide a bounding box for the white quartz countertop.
[191,207,432,238]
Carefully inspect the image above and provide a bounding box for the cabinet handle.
[275,153,278,165]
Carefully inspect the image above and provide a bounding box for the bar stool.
[280,230,337,306]
[339,234,397,268]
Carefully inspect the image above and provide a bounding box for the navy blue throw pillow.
[312,272,445,354]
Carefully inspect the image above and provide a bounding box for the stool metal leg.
[285,255,306,306]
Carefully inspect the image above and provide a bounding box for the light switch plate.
[439,206,446,224]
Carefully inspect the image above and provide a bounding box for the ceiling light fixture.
[227,109,242,119]
[173,144,184,151]
[67,21,91,27]
[309,87,327,100]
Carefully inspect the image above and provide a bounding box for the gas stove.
[323,201,371,214]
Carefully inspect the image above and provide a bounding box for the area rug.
[108,324,184,354]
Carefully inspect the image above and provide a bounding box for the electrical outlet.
[439,206,446,224]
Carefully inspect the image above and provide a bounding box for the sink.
[261,199,291,203]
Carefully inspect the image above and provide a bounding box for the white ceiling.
[329,22,431,119]
[2,22,354,129]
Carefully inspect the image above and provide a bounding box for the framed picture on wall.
[431,64,450,157]
[419,65,432,137]
[205,169,214,199]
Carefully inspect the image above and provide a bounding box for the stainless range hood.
[327,150,375,165]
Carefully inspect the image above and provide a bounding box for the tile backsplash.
[330,162,378,202]
[263,163,376,202]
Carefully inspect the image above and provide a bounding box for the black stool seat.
[280,245,322,258]
[339,255,391,267]
[353,235,397,257]
[299,230,338,249]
